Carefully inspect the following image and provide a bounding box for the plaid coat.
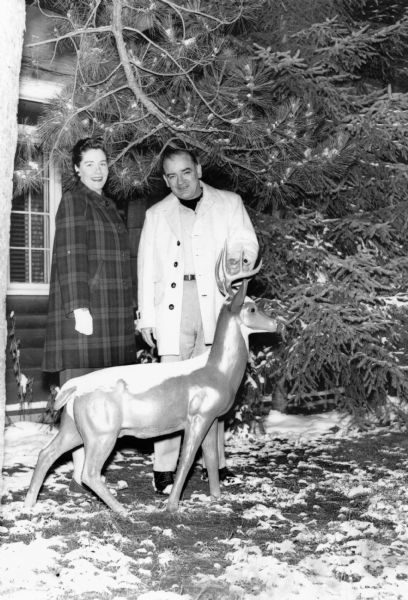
[42,181,136,372]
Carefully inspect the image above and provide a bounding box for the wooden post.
[0,0,26,499]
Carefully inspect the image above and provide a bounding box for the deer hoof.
[166,501,179,514]
[210,493,222,502]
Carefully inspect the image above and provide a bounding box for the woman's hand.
[74,308,93,335]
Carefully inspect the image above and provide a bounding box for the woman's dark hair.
[160,143,199,172]
[72,137,107,175]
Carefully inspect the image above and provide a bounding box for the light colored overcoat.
[137,182,258,355]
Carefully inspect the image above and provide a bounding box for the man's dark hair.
[160,144,199,172]
[72,137,107,175]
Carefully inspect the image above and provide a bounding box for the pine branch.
[111,0,170,124]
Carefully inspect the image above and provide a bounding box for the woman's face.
[75,148,109,195]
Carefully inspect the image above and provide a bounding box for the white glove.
[74,308,93,335]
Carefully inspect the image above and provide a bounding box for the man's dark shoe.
[219,466,236,481]
[153,470,174,495]
[200,466,236,482]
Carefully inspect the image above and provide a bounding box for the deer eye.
[249,307,256,313]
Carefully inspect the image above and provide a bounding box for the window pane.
[32,250,45,283]
[12,192,29,211]
[31,214,44,247]
[10,249,29,282]
[31,188,44,212]
[10,213,29,247]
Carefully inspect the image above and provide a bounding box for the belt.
[183,274,196,281]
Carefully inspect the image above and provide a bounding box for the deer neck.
[207,308,248,392]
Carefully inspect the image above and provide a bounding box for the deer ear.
[230,279,248,313]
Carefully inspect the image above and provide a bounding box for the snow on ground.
[1,412,408,600]
[263,409,353,440]
[2,411,347,498]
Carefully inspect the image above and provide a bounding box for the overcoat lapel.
[87,190,118,226]
[162,184,215,237]
[195,183,215,220]
[163,195,182,239]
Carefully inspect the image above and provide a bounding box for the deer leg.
[167,414,212,513]
[80,432,127,515]
[201,418,221,499]
[217,420,226,467]
[25,411,83,509]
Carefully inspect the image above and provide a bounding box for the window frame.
[7,123,61,296]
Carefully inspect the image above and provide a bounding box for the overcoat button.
[169,304,174,310]
[171,282,176,288]
[174,261,178,267]
[177,240,181,246]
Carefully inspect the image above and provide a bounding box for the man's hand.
[141,327,157,348]
[226,242,258,274]
[74,308,93,335]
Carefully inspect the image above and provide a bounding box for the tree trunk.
[0,0,25,499]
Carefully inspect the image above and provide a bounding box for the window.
[10,158,50,285]
[8,125,61,295]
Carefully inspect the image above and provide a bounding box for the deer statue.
[25,248,284,515]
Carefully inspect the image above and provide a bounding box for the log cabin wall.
[6,296,58,422]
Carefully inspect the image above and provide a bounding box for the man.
[137,144,259,494]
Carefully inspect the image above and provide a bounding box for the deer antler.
[215,242,262,297]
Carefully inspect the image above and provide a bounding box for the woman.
[43,137,136,494]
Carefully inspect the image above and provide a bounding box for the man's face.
[163,152,202,200]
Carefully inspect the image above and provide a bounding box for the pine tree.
[248,0,408,419]
[21,0,408,420]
